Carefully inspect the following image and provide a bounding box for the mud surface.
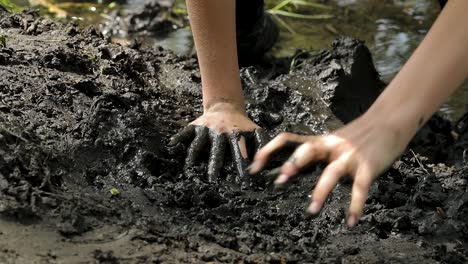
[100,1,187,41]
[0,8,467,263]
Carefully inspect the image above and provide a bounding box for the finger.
[250,132,306,175]
[253,128,269,153]
[169,125,195,146]
[228,133,250,188]
[275,142,322,186]
[207,130,226,183]
[347,166,373,227]
[185,126,209,167]
[307,158,348,216]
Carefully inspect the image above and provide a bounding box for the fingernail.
[306,201,321,215]
[246,162,258,173]
[265,167,281,177]
[274,174,289,186]
[347,214,359,228]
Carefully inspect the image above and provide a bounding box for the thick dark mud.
[0,8,467,263]
[100,1,188,41]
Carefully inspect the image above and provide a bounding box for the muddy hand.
[169,125,196,146]
[249,113,409,227]
[171,101,260,184]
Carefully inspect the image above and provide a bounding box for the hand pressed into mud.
[249,114,409,227]
[169,102,267,187]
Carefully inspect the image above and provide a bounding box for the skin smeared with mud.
[227,132,250,188]
[253,128,269,151]
[185,126,209,168]
[171,126,267,185]
[207,130,226,182]
[0,8,467,263]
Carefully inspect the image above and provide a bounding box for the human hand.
[169,102,268,186]
[249,113,411,227]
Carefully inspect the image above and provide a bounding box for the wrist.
[204,97,246,114]
[363,97,422,146]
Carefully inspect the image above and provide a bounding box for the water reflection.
[269,0,467,120]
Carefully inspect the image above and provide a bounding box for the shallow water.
[10,0,467,120]
[266,0,468,120]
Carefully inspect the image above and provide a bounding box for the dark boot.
[236,0,279,66]
[438,0,447,8]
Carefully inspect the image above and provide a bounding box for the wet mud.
[0,7,467,263]
[100,1,188,42]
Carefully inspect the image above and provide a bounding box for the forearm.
[186,0,245,112]
[366,0,468,141]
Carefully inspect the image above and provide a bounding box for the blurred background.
[2,0,467,120]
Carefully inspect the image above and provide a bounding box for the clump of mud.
[99,1,188,40]
[0,7,467,263]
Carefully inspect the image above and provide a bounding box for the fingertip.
[306,201,322,216]
[280,162,298,177]
[249,152,266,174]
[247,161,260,174]
[347,213,360,228]
[274,174,289,186]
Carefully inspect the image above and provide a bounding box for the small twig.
[410,149,429,174]
[310,226,319,244]
[245,68,256,85]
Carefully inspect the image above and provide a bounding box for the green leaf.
[110,188,120,196]
[270,0,294,11]
[291,0,332,10]
[268,9,333,20]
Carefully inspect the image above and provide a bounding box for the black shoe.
[236,13,279,66]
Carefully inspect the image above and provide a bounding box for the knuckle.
[353,179,370,193]
[301,141,316,152]
[277,132,292,141]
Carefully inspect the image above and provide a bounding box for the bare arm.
[252,0,468,227]
[369,0,468,144]
[186,0,245,112]
[172,1,259,183]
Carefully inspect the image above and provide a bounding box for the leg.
[235,0,279,66]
